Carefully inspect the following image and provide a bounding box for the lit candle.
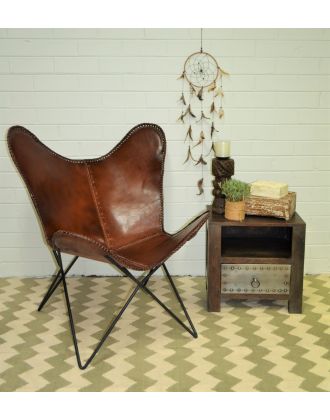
[214,141,231,158]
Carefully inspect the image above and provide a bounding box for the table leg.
[288,224,306,313]
[207,222,221,312]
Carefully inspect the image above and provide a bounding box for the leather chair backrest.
[7,124,166,249]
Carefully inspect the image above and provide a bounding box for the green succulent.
[221,178,250,202]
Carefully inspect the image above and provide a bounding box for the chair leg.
[37,253,78,312]
[105,256,198,339]
[162,263,198,338]
[57,251,159,370]
[43,250,197,369]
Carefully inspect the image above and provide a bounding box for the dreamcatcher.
[178,29,228,195]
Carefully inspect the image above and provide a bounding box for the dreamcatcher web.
[184,52,219,88]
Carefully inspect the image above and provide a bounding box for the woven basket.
[225,200,245,221]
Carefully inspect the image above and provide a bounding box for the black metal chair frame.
[38,250,198,370]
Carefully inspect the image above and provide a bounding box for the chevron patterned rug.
[0,274,329,392]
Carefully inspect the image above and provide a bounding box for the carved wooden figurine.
[211,157,235,214]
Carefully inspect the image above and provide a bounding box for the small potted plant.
[221,178,250,221]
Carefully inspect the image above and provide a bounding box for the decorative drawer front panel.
[221,264,291,294]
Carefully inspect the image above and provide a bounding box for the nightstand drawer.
[221,264,291,295]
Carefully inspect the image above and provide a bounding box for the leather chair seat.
[52,211,208,271]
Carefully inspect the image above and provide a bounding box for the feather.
[177,112,185,123]
[197,178,204,195]
[197,87,203,101]
[179,93,186,106]
[211,122,219,138]
[193,130,205,148]
[215,88,224,98]
[219,108,224,119]
[194,154,207,166]
[208,81,216,92]
[183,146,195,164]
[189,83,196,96]
[211,141,216,154]
[177,71,185,80]
[205,142,216,157]
[186,104,196,118]
[210,102,216,113]
[188,104,196,118]
[219,66,229,76]
[185,125,193,142]
[197,111,210,122]
[203,142,215,157]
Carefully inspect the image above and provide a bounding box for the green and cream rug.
[0,274,329,392]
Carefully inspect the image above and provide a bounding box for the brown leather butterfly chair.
[7,123,208,369]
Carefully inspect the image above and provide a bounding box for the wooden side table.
[206,212,306,313]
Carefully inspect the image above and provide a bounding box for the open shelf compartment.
[221,225,292,259]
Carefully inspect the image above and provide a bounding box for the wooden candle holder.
[211,157,235,214]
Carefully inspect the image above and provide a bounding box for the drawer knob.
[251,277,260,288]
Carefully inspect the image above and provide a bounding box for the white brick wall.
[0,28,329,276]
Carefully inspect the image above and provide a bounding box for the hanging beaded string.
[211,83,216,153]
[179,71,185,120]
[194,27,205,166]
[218,71,224,119]
[196,79,205,194]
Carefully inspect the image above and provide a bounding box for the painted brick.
[0,75,34,90]
[7,29,55,38]
[9,57,54,74]
[256,40,330,58]
[275,58,322,75]
[0,59,10,73]
[276,29,327,40]
[255,75,330,91]
[0,39,77,56]
[226,92,321,108]
[0,203,35,218]
[5,91,102,108]
[54,57,99,74]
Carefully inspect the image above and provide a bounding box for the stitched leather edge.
[116,231,163,251]
[52,230,147,270]
[6,128,51,246]
[85,162,111,247]
[7,123,166,164]
[86,124,166,234]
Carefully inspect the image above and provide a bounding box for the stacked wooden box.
[245,181,296,221]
